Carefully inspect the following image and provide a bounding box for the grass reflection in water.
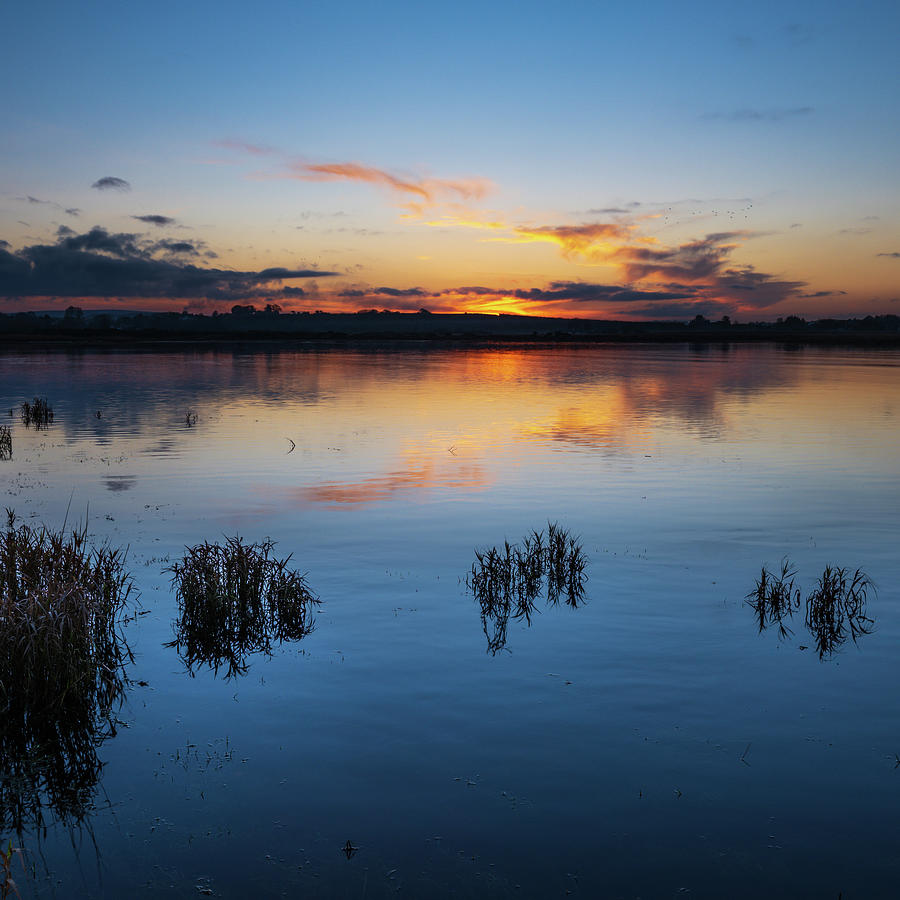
[467,522,588,655]
[166,536,320,679]
[20,399,53,431]
[747,559,875,659]
[745,558,802,639]
[806,565,875,658]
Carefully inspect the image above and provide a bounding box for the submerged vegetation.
[0,510,134,837]
[20,399,53,430]
[166,536,319,678]
[747,560,875,659]
[806,566,875,658]
[0,427,10,461]
[746,558,801,638]
[467,522,588,654]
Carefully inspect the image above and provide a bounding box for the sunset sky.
[1,0,898,320]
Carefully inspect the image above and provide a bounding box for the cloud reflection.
[301,453,488,506]
[104,475,136,492]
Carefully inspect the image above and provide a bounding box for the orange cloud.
[425,212,508,231]
[423,213,639,263]
[288,160,492,207]
[491,222,634,260]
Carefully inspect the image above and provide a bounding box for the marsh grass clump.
[467,522,588,654]
[746,558,801,638]
[747,560,875,659]
[806,565,875,658]
[545,521,589,607]
[0,512,134,836]
[0,427,10,462]
[20,399,53,430]
[166,536,319,678]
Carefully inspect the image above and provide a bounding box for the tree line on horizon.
[1,305,899,340]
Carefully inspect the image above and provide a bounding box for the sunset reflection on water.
[2,344,897,519]
[1,343,899,899]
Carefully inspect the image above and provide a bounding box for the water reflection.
[103,475,136,492]
[0,518,132,838]
[0,346,896,895]
[301,452,488,506]
[746,561,875,659]
[518,404,650,453]
[467,524,588,654]
[166,536,320,678]
[745,559,801,639]
[4,349,333,446]
[805,566,875,658]
[516,345,797,449]
[5,345,892,514]
[0,702,117,840]
[20,398,54,430]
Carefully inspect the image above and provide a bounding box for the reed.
[746,560,875,658]
[467,523,588,654]
[0,512,134,836]
[166,536,319,678]
[745,558,801,638]
[806,565,875,658]
[19,399,53,430]
[0,428,10,462]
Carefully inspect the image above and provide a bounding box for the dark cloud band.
[132,214,176,226]
[91,176,131,192]
[0,227,338,301]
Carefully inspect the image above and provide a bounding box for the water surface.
[2,344,898,898]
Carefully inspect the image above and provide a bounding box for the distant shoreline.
[2,310,900,349]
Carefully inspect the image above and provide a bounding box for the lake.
[1,343,899,898]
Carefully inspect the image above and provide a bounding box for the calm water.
[1,344,899,898]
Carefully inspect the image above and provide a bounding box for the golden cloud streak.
[425,214,507,231]
[498,223,634,260]
[288,161,492,206]
[424,213,637,261]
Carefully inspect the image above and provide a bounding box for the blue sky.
[2,0,898,318]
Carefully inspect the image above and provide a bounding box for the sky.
[1,0,898,321]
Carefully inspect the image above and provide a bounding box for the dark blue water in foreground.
[1,344,898,898]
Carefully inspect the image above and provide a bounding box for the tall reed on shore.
[0,511,134,836]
